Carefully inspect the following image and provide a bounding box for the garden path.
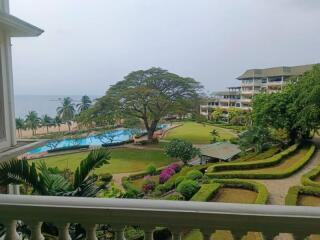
[257,137,320,205]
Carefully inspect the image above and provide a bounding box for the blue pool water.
[28,124,170,155]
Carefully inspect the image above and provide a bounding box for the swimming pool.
[28,124,170,154]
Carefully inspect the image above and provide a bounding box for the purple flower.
[159,172,171,184]
[169,163,181,173]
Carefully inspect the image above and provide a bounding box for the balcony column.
[232,230,247,240]
[56,223,71,240]
[83,223,97,240]
[26,221,44,240]
[4,220,19,240]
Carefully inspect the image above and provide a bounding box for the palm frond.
[73,148,110,189]
[0,159,47,194]
[63,176,103,197]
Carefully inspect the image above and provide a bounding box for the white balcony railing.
[0,194,319,240]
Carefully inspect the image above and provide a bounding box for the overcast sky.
[10,0,320,96]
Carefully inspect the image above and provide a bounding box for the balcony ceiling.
[0,10,43,37]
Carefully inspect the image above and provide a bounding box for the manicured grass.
[211,187,258,204]
[31,148,174,174]
[164,122,236,144]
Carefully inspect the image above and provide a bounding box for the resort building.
[200,63,316,117]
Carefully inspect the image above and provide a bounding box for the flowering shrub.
[169,163,181,173]
[159,172,172,184]
[142,175,156,193]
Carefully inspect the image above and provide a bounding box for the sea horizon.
[14,94,100,118]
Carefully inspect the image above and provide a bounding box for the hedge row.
[233,146,280,163]
[190,183,221,201]
[285,186,320,206]
[207,144,299,173]
[206,144,315,180]
[101,139,134,148]
[301,166,320,188]
[47,145,90,153]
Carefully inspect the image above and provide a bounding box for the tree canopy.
[90,67,203,139]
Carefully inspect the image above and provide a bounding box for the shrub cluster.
[122,176,142,198]
[142,176,156,193]
[176,179,200,200]
[206,144,315,180]
[146,165,157,176]
[190,183,221,202]
[159,164,181,184]
[163,192,185,201]
[186,170,203,180]
[101,139,134,148]
[207,144,299,173]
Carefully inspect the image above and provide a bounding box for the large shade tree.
[96,68,202,140]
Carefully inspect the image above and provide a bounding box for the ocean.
[14,95,99,118]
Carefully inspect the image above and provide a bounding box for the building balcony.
[267,81,283,86]
[240,98,252,103]
[0,194,319,240]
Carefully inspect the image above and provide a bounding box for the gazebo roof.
[200,142,241,161]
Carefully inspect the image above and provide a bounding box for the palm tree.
[57,97,76,132]
[25,111,41,135]
[41,115,53,134]
[0,148,110,196]
[53,116,63,132]
[15,118,25,138]
[77,95,92,113]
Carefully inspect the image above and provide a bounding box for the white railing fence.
[0,194,319,240]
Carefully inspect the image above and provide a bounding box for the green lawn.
[164,122,236,144]
[31,148,174,175]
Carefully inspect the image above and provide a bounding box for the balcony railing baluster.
[83,223,98,240]
[26,221,44,240]
[56,222,71,240]
[4,220,19,240]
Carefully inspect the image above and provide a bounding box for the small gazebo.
[200,142,241,164]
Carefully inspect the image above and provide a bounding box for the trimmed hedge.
[47,145,90,153]
[101,139,134,147]
[211,179,269,204]
[207,144,299,173]
[190,183,221,201]
[206,144,315,180]
[285,186,320,206]
[233,146,280,163]
[176,179,200,200]
[186,170,203,180]
[301,166,320,188]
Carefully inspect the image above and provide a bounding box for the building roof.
[0,10,44,37]
[200,142,241,161]
[237,64,317,80]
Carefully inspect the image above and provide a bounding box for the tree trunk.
[46,126,49,134]
[68,123,71,132]
[147,120,159,141]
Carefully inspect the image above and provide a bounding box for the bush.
[169,163,181,173]
[122,177,142,198]
[207,144,315,180]
[99,173,113,183]
[146,165,157,176]
[165,139,199,165]
[101,139,134,148]
[186,170,203,180]
[142,176,156,193]
[174,176,185,187]
[176,180,200,200]
[163,192,185,201]
[190,183,221,201]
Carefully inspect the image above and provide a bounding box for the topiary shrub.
[176,179,200,200]
[174,176,185,187]
[146,165,157,176]
[186,170,203,180]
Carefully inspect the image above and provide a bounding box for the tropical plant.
[239,126,271,153]
[57,97,76,131]
[165,139,200,165]
[210,129,219,143]
[77,95,92,113]
[211,107,223,122]
[0,148,111,196]
[41,114,53,134]
[25,111,41,135]
[53,116,63,132]
[15,117,25,138]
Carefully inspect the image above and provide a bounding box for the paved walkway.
[257,137,320,205]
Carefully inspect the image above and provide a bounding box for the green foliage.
[73,149,111,189]
[124,226,144,240]
[146,165,157,176]
[174,176,185,187]
[77,95,92,113]
[185,170,203,180]
[176,179,200,200]
[56,97,76,131]
[165,139,199,164]
[301,166,320,188]
[99,173,113,183]
[207,144,315,179]
[233,146,280,163]
[239,126,271,153]
[211,108,223,122]
[190,183,221,201]
[25,111,41,135]
[163,192,185,201]
[285,186,320,206]
[211,179,269,204]
[94,68,203,140]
